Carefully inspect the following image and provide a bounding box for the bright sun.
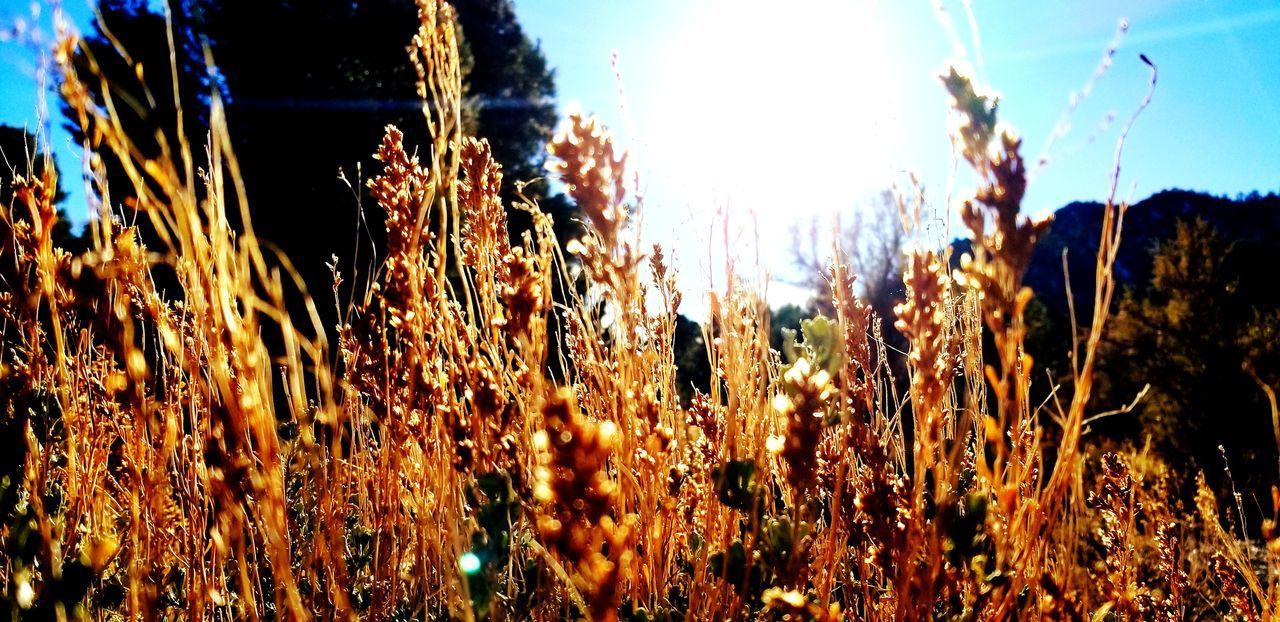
[640,0,904,302]
[650,0,902,210]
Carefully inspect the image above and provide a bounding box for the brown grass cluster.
[0,2,1274,620]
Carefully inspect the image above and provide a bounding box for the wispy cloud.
[989,5,1280,65]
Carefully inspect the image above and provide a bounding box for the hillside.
[1027,189,1280,322]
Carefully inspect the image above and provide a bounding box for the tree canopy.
[1099,218,1280,497]
[68,0,578,323]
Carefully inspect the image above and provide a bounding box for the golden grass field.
[0,1,1276,620]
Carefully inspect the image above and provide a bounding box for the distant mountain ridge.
[955,188,1280,322]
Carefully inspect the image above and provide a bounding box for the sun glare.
[650,1,903,218]
[632,1,904,306]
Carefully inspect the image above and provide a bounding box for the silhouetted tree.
[64,0,207,177]
[185,0,578,307]
[1098,219,1280,501]
[768,303,814,354]
[673,314,711,402]
[65,0,580,324]
[790,190,904,320]
[970,191,1280,462]
[788,192,908,397]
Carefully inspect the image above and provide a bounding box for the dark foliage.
[65,0,581,330]
[972,189,1280,506]
[673,313,711,401]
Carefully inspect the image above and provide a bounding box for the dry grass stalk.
[4,4,1261,621]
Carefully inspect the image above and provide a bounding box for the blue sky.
[3,0,1279,310]
[1,0,95,210]
[510,0,1280,305]
[511,0,1280,208]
